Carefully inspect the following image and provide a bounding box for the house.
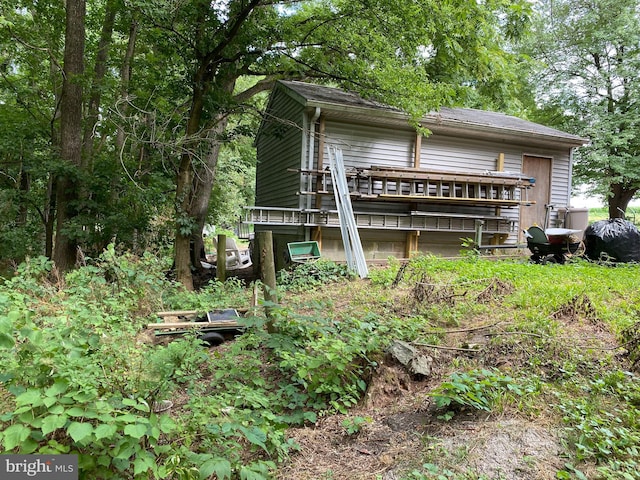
[245,81,589,266]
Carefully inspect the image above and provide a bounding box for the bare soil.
[273,279,626,480]
[275,360,572,480]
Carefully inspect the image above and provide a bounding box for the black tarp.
[584,218,640,262]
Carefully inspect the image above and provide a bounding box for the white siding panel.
[324,121,415,169]
[422,135,507,173]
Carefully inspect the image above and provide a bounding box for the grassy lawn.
[589,207,609,223]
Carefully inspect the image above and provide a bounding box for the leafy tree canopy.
[526,0,640,216]
[0,0,535,280]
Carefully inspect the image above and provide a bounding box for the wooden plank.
[147,320,241,330]
[410,211,509,220]
[157,310,198,317]
[156,308,249,318]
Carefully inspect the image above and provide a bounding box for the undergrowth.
[1,251,640,479]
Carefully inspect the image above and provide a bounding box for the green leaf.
[238,426,268,452]
[157,414,176,434]
[133,451,156,475]
[71,391,96,402]
[113,438,138,459]
[94,423,118,440]
[199,458,232,480]
[2,424,32,450]
[0,316,12,334]
[45,381,69,397]
[47,405,65,415]
[21,438,39,454]
[66,407,87,417]
[15,389,43,407]
[123,423,147,439]
[0,332,14,349]
[122,398,138,407]
[41,414,68,435]
[116,413,138,423]
[67,422,94,443]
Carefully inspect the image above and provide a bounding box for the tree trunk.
[82,0,117,169]
[17,162,30,227]
[115,19,138,153]
[53,0,85,272]
[44,174,56,258]
[173,56,242,289]
[174,75,208,290]
[608,183,638,219]
[189,114,230,267]
[257,231,277,333]
[186,77,276,267]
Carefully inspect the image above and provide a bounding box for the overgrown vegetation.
[1,252,640,479]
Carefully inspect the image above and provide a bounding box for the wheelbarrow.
[524,226,584,264]
[287,241,321,263]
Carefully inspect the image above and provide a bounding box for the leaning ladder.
[328,146,368,278]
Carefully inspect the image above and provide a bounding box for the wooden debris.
[148,308,247,331]
[147,319,241,330]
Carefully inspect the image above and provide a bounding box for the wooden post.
[216,234,226,282]
[311,226,322,251]
[405,230,420,258]
[315,116,326,209]
[495,153,505,218]
[257,231,277,333]
[414,133,422,169]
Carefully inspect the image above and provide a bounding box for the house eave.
[305,103,589,148]
[424,122,589,149]
[280,80,589,149]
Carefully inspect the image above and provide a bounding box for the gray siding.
[253,82,578,258]
[316,125,575,244]
[255,91,304,208]
[323,120,415,170]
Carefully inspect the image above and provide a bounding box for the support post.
[414,133,422,169]
[474,220,485,249]
[216,234,226,282]
[495,153,505,217]
[257,231,277,333]
[311,226,322,250]
[405,230,420,258]
[315,116,326,209]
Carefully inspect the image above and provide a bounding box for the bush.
[277,259,354,291]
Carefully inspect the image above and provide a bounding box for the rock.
[387,340,432,377]
[409,354,432,377]
[387,340,417,366]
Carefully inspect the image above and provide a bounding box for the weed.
[341,415,372,435]
[277,259,354,291]
[403,463,498,479]
[555,372,640,478]
[3,251,640,479]
[429,368,537,417]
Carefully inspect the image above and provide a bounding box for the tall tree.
[527,0,640,217]
[52,0,86,270]
[132,0,533,289]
